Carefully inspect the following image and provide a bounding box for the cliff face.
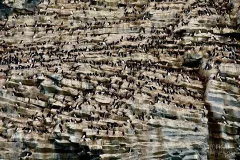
[0,0,239,160]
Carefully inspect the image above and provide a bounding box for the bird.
[82,133,86,141]
[194,127,198,132]
[223,109,227,114]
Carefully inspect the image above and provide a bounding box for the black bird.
[194,127,198,132]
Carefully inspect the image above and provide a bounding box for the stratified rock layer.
[0,0,239,160]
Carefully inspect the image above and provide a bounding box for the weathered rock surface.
[0,0,240,159]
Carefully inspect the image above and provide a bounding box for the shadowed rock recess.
[0,0,239,159]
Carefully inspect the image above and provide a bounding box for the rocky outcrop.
[0,0,239,159]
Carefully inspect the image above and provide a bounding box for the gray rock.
[183,53,202,66]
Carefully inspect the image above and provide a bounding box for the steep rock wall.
[0,0,239,159]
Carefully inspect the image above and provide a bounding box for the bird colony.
[0,0,240,159]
